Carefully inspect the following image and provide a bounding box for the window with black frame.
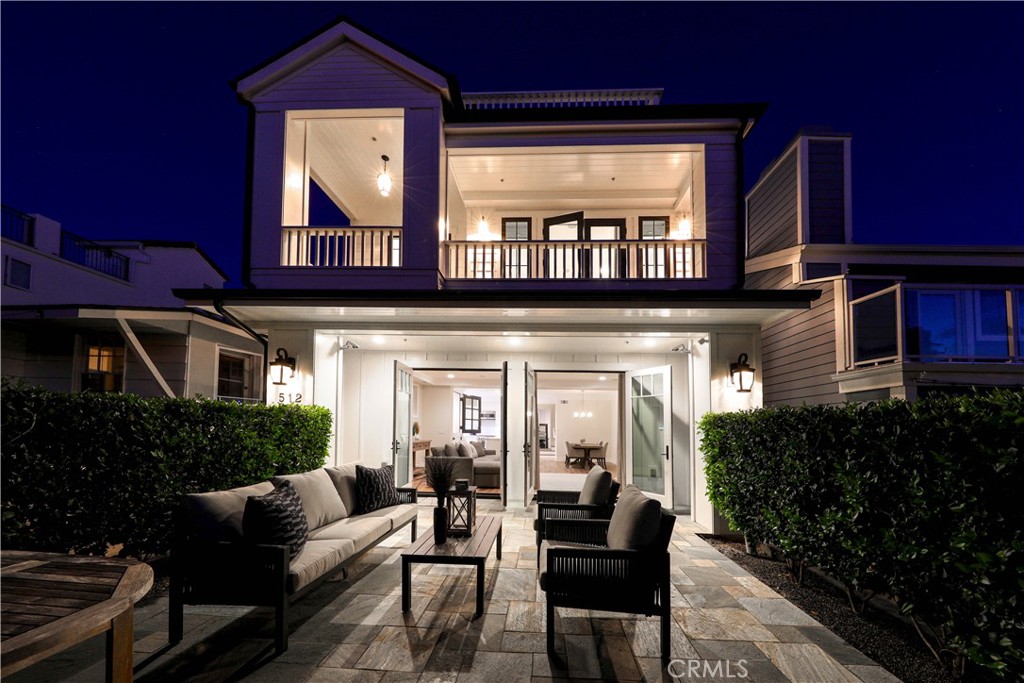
[502,218,531,278]
[639,216,670,278]
[460,394,482,434]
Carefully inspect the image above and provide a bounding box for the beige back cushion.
[577,465,613,505]
[324,464,357,519]
[183,481,274,542]
[272,469,346,529]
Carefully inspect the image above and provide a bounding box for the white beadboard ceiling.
[305,116,695,217]
[413,369,617,391]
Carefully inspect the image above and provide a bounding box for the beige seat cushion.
[355,502,418,531]
[287,539,354,593]
[273,469,346,529]
[183,481,274,542]
[308,515,392,553]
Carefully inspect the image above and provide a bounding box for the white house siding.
[746,147,798,258]
[0,326,76,393]
[703,141,742,289]
[186,323,265,400]
[123,332,188,398]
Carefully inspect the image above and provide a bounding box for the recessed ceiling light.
[599,376,607,381]
[447,373,455,379]
[372,335,385,345]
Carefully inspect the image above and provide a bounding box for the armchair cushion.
[355,464,400,513]
[577,465,613,505]
[242,480,308,556]
[606,485,662,550]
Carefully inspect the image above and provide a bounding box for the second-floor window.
[503,218,531,278]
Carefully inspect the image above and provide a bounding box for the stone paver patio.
[6,500,900,682]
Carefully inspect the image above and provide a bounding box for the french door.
[392,360,413,487]
[625,365,672,507]
[524,362,538,502]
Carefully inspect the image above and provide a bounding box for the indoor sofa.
[427,438,500,488]
[169,464,418,653]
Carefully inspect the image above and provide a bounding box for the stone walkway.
[7,500,901,682]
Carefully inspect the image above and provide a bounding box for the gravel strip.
[704,536,952,683]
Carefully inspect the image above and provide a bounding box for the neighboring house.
[1,206,264,401]
[744,132,1024,404]
[176,18,818,532]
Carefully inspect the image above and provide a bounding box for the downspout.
[214,300,268,402]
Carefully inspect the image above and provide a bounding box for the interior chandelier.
[377,154,391,197]
[573,390,593,419]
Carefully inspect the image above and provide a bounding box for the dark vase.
[433,505,448,545]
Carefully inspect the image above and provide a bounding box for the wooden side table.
[446,485,477,536]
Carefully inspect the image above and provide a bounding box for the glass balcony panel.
[851,290,898,364]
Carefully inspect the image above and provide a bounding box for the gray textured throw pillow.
[577,465,613,505]
[243,480,308,556]
[606,484,661,550]
[355,464,400,513]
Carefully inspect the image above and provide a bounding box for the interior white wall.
[544,389,619,464]
[418,384,454,447]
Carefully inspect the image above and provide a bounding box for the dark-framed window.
[502,218,531,241]
[584,218,626,241]
[640,216,669,240]
[80,335,125,393]
[542,212,584,240]
[460,394,482,434]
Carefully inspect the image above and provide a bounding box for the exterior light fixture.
[270,347,296,386]
[729,353,755,393]
[377,155,392,197]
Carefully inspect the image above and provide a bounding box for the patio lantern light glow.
[270,347,296,386]
[377,155,392,197]
[729,353,755,393]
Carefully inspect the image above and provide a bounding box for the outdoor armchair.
[538,485,676,662]
[534,464,619,566]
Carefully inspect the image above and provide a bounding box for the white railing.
[281,227,401,267]
[462,88,663,110]
[444,239,705,280]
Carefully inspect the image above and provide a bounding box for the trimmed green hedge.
[1,380,332,559]
[700,390,1024,680]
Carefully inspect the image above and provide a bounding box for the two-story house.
[2,206,264,401]
[177,19,819,530]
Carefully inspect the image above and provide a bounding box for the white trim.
[797,137,810,246]
[116,317,176,398]
[843,138,854,244]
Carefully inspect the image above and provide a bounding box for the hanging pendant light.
[377,155,392,197]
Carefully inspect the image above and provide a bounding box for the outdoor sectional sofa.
[427,439,500,488]
[169,464,418,653]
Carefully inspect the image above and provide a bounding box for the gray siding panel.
[254,42,437,106]
[702,142,742,289]
[807,140,846,244]
[746,148,798,258]
[745,265,791,290]
[760,283,844,406]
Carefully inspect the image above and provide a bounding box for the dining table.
[0,550,154,682]
[568,441,603,469]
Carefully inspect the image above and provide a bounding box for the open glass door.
[524,362,538,503]
[625,365,672,507]
[392,360,413,487]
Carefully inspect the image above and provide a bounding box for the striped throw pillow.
[243,480,308,556]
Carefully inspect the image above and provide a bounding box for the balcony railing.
[60,231,130,281]
[281,227,401,267]
[444,239,706,281]
[1,205,35,246]
[848,284,1023,369]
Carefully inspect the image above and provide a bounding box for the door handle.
[664,446,670,460]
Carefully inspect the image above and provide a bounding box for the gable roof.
[235,16,457,103]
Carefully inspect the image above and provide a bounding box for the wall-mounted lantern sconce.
[729,353,755,393]
[377,155,392,197]
[270,347,296,386]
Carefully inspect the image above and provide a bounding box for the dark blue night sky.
[3,2,1022,285]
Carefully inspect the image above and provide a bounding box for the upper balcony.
[275,109,711,288]
[847,283,1024,369]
